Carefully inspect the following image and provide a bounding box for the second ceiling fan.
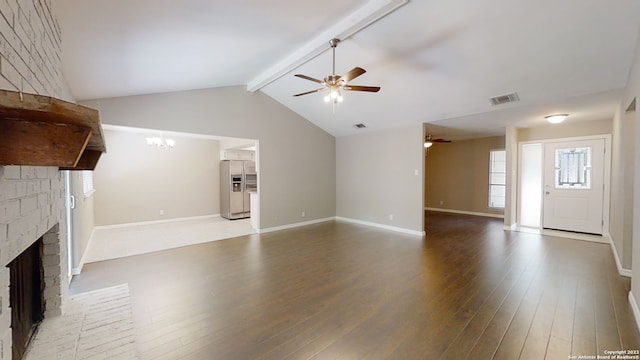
[424,134,451,148]
[293,38,380,104]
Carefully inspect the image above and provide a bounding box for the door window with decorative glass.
[554,147,592,189]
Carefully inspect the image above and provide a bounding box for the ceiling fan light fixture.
[545,114,568,124]
[423,133,451,147]
[326,87,343,103]
[292,38,380,107]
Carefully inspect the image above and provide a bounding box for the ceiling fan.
[424,134,451,148]
[293,38,380,104]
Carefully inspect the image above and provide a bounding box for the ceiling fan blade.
[433,139,452,143]
[293,88,325,97]
[295,74,323,83]
[339,67,366,83]
[343,85,381,92]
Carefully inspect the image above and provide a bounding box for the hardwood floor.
[69,212,640,359]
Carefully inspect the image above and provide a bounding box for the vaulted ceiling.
[55,0,640,138]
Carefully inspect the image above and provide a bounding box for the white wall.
[626,32,640,324]
[69,171,94,274]
[504,126,518,228]
[81,87,336,229]
[611,105,636,271]
[517,118,612,141]
[219,137,256,150]
[93,128,221,226]
[336,124,424,234]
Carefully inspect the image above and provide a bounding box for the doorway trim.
[516,134,612,241]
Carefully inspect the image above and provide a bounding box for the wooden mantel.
[0,90,106,170]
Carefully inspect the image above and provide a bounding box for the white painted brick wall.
[0,1,70,359]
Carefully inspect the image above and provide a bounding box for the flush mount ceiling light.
[545,114,569,124]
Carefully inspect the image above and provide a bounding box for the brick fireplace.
[0,166,69,360]
[0,2,72,359]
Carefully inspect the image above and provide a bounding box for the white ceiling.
[56,0,640,139]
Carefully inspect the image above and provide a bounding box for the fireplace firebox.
[8,238,44,360]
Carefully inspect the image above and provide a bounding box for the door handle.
[69,195,76,209]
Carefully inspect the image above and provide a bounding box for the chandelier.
[145,135,175,149]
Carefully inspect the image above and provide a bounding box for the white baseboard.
[95,214,220,230]
[425,207,504,219]
[609,234,632,277]
[259,217,425,237]
[504,223,518,231]
[336,217,425,236]
[629,291,640,332]
[258,217,335,233]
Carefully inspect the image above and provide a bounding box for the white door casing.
[64,171,74,278]
[542,138,605,235]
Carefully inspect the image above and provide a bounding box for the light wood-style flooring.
[70,212,640,359]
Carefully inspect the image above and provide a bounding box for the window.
[82,170,95,196]
[554,147,592,189]
[489,150,506,208]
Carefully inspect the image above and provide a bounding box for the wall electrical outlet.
[160,210,165,215]
[301,211,306,218]
[439,200,444,205]
[389,214,394,221]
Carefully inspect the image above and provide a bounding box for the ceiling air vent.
[489,92,520,106]
[353,123,366,129]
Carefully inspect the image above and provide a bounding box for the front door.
[542,138,605,235]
